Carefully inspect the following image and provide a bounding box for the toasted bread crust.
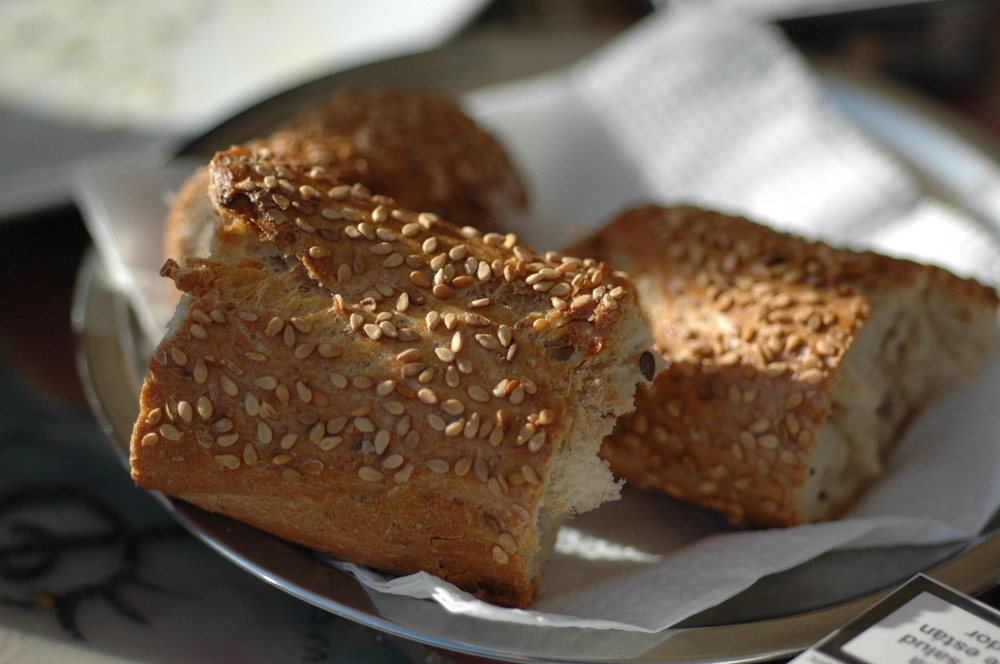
[164,88,527,265]
[132,148,653,606]
[570,205,1000,527]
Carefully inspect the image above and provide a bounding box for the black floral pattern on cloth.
[0,358,428,662]
[0,483,186,639]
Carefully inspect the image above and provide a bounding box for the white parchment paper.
[76,3,1000,634]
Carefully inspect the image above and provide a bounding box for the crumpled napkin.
[77,3,1000,635]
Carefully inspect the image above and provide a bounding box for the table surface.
[3,2,1000,663]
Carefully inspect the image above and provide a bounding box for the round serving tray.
[73,32,1000,664]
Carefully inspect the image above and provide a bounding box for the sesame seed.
[318,436,342,451]
[309,422,324,443]
[381,454,405,470]
[435,347,455,362]
[496,325,512,348]
[376,380,396,396]
[474,458,490,483]
[363,323,382,340]
[374,430,391,455]
[280,433,298,450]
[465,312,489,327]
[468,298,491,308]
[217,433,239,447]
[257,422,273,444]
[418,368,435,384]
[141,432,158,446]
[254,376,278,390]
[451,331,463,353]
[427,414,446,431]
[398,328,421,343]
[196,397,212,421]
[358,466,383,482]
[308,246,331,259]
[313,344,338,360]
[401,222,420,237]
[212,417,233,433]
[193,359,208,384]
[800,368,823,384]
[355,417,375,433]
[454,457,472,476]
[758,434,780,449]
[498,532,520,554]
[445,366,460,388]
[379,320,398,337]
[525,273,547,286]
[245,392,260,416]
[441,399,465,416]
[215,455,240,470]
[475,334,500,350]
[426,459,450,474]
[400,362,425,377]
[396,348,421,364]
[418,388,439,405]
[219,375,238,397]
[433,284,454,298]
[170,347,188,366]
[410,271,431,287]
[445,419,464,437]
[394,464,414,483]
[467,386,490,403]
[527,432,546,452]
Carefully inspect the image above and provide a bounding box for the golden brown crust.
[570,204,1000,527]
[164,88,528,267]
[248,87,528,232]
[131,147,651,606]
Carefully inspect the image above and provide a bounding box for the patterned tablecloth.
[0,350,442,663]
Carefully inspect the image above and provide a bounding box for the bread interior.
[527,311,655,582]
[801,279,1000,521]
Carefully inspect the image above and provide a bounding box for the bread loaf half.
[165,88,527,264]
[569,205,1000,527]
[131,147,657,606]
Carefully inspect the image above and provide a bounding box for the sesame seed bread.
[130,147,657,606]
[569,204,1000,528]
[164,88,528,264]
